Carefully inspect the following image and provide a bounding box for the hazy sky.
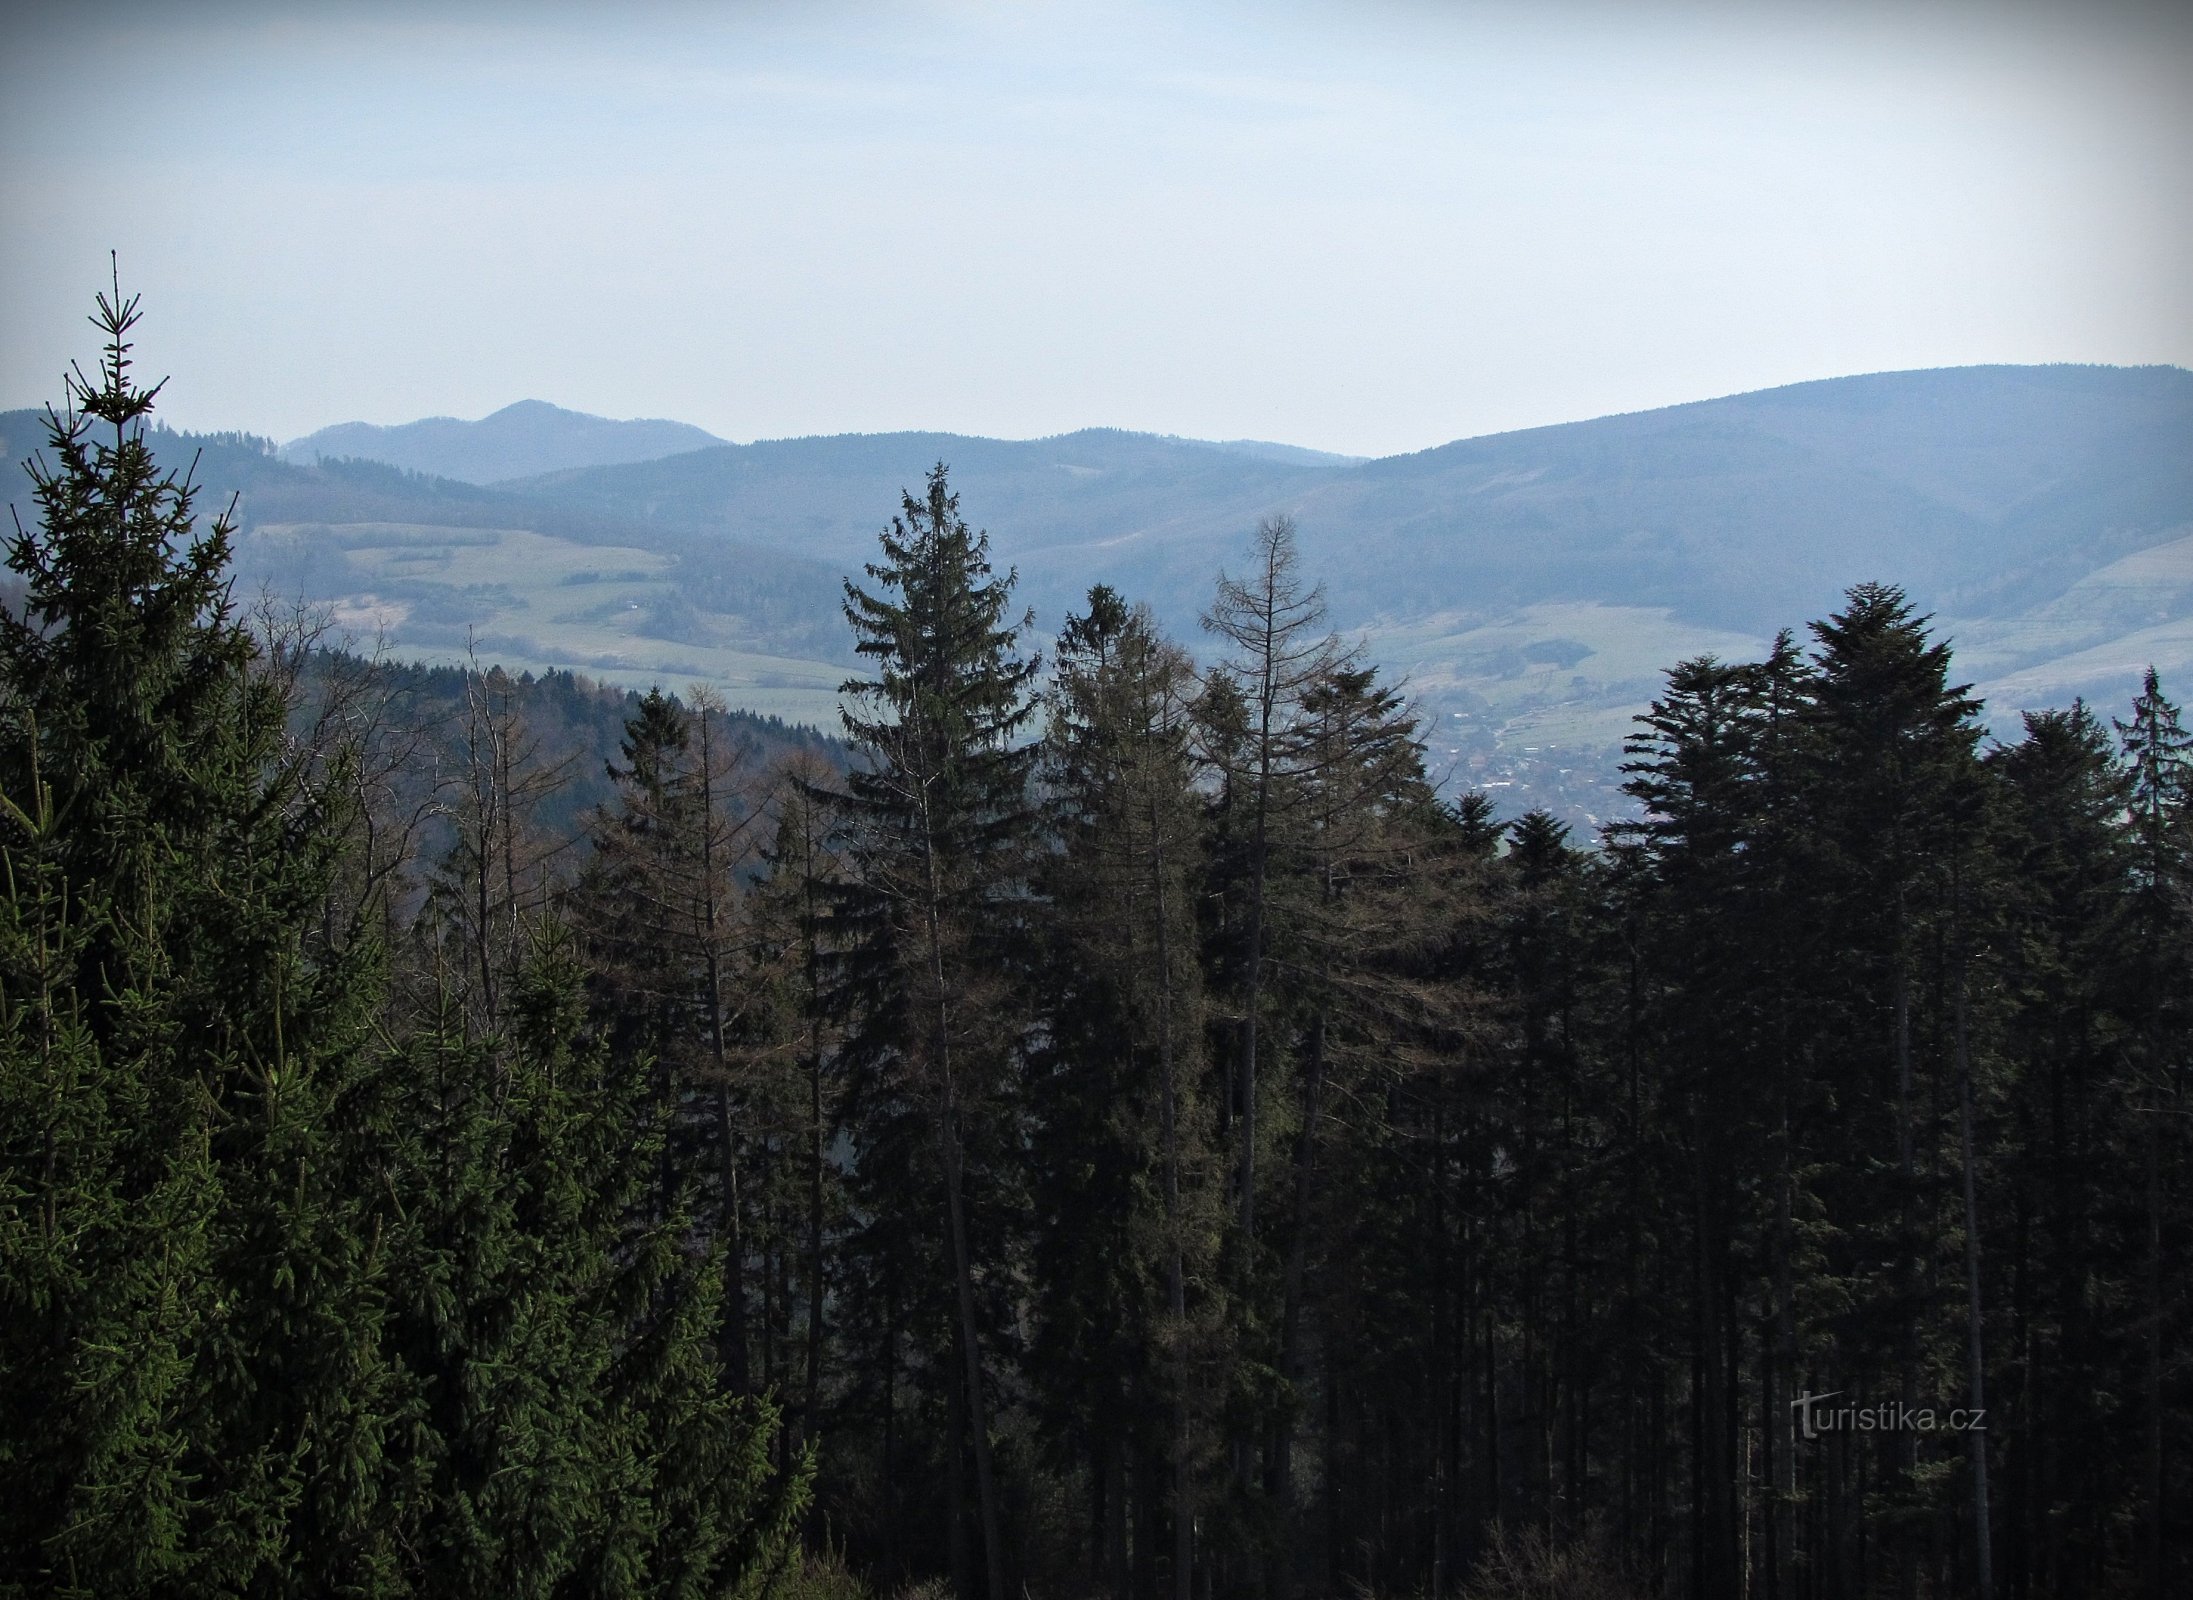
[3,0,2187,457]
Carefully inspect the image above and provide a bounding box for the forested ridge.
[3,298,2188,1600]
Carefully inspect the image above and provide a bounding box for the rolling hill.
[0,412,856,725]
[481,364,2193,817]
[8,363,2188,828]
[484,366,2191,640]
[281,399,727,484]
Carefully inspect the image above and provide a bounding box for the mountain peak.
[281,401,728,484]
[486,398,573,419]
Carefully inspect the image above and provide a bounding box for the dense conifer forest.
[4,296,2188,1600]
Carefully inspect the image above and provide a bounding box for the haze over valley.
[14,361,2184,825]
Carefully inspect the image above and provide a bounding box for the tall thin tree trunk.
[1691,1110,1719,1600]
[1229,619,1277,1519]
[1239,819,1267,1249]
[1150,791,1195,1600]
[1892,884,1921,1600]
[948,1337,971,1600]
[1236,552,1282,1254]
[883,1277,900,1585]
[788,796,829,1448]
[805,1004,826,1442]
[2145,1107,2164,1600]
[1952,868,1994,1600]
[1772,948,1799,1600]
[1431,1099,1451,1600]
[2134,710,2174,1600]
[466,677,500,1032]
[716,1082,750,1391]
[921,810,1007,1600]
[939,1112,1003,1600]
[1273,1009,1328,1564]
[699,709,749,1391]
[498,686,518,975]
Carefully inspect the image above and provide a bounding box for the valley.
[9,360,2187,828]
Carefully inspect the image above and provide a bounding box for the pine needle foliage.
[825,464,1039,1600]
[0,282,806,1598]
[0,278,388,1593]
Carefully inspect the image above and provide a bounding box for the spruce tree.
[1,281,806,1599]
[1267,656,1431,1584]
[1982,706,2128,1590]
[1802,583,1986,1588]
[827,464,1039,1600]
[1033,587,1221,1600]
[365,936,806,1599]
[2114,669,2191,1597]
[0,281,389,1592]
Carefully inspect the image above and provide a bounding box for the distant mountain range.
[485,365,2191,636]
[7,363,2188,828]
[281,399,728,484]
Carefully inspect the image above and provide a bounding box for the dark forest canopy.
[3,295,2190,1600]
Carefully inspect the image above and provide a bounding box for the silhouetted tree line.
[4,295,2188,1600]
